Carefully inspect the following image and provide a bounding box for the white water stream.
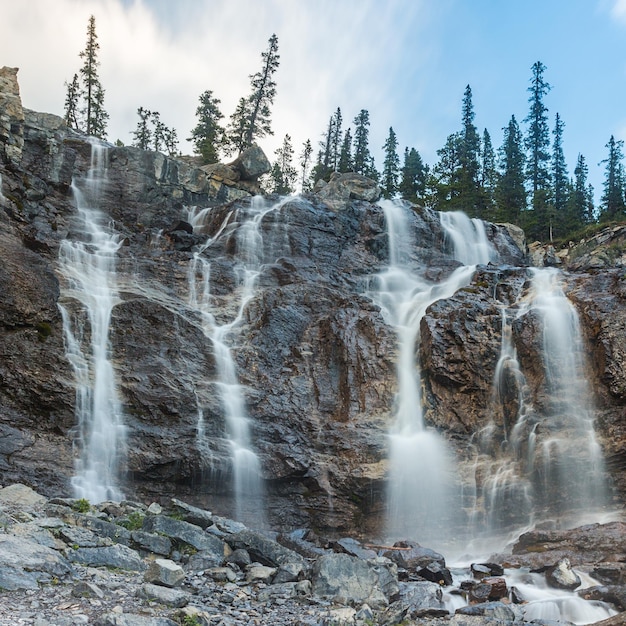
[187,196,290,523]
[58,141,125,503]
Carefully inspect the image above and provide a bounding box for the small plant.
[72,498,90,513]
[117,511,144,531]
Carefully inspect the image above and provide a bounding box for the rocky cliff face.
[0,67,624,541]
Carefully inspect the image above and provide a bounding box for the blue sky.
[1,0,625,201]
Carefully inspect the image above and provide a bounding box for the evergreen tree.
[480,128,497,220]
[330,107,343,171]
[63,73,81,130]
[226,97,251,155]
[338,128,353,173]
[151,111,164,152]
[550,112,569,239]
[79,15,108,138]
[188,90,224,164]
[495,115,526,224]
[381,127,400,198]
[458,85,482,215]
[131,107,152,150]
[399,147,428,204]
[599,135,626,222]
[429,132,462,210]
[352,109,373,175]
[242,33,280,149]
[564,153,595,231]
[299,139,313,193]
[270,133,297,195]
[312,113,336,183]
[524,61,552,239]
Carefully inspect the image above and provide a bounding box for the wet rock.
[456,600,516,621]
[316,172,381,210]
[470,562,504,578]
[579,585,626,611]
[169,498,213,529]
[415,561,453,586]
[546,557,582,590]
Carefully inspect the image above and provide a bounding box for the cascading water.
[372,201,494,548]
[440,210,494,266]
[186,196,289,523]
[467,266,609,547]
[58,141,125,503]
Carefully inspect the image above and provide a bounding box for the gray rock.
[144,558,185,587]
[137,582,190,607]
[170,498,213,528]
[142,515,225,555]
[95,614,178,626]
[312,553,396,609]
[256,581,298,602]
[60,525,108,548]
[273,560,304,583]
[546,557,582,591]
[205,567,237,583]
[246,564,277,583]
[456,601,516,621]
[316,172,381,210]
[0,483,47,513]
[185,550,224,571]
[131,530,172,556]
[72,581,105,598]
[231,529,304,568]
[226,548,251,567]
[397,580,446,618]
[229,144,271,180]
[67,544,146,571]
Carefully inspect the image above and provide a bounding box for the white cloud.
[611,0,626,22]
[0,0,438,165]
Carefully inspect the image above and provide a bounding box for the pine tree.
[550,113,569,239]
[79,15,108,138]
[330,107,343,171]
[564,154,595,232]
[132,107,152,150]
[429,132,462,210]
[458,85,482,215]
[270,133,297,194]
[495,115,526,224]
[63,73,81,130]
[189,90,224,164]
[226,97,251,156]
[480,129,497,220]
[524,61,552,239]
[399,147,428,204]
[352,109,372,176]
[299,139,313,193]
[599,135,626,222]
[243,33,280,149]
[312,113,336,183]
[381,127,400,198]
[338,129,353,173]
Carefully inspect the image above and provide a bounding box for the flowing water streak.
[374,201,491,546]
[58,141,125,503]
[440,210,493,266]
[187,196,290,521]
[521,267,607,516]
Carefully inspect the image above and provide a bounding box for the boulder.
[311,553,398,609]
[137,582,190,607]
[142,515,225,555]
[144,558,185,587]
[316,172,381,210]
[230,529,305,568]
[546,557,582,591]
[67,544,146,571]
[229,144,271,180]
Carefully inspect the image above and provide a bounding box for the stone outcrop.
[1,68,625,543]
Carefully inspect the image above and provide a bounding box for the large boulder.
[316,172,381,210]
[229,144,271,180]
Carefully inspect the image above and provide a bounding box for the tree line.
[64,17,625,243]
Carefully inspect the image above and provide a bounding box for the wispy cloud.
[610,0,626,22]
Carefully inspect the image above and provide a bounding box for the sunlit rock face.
[1,69,625,538]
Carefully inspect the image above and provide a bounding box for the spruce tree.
[243,33,280,149]
[63,73,81,130]
[399,147,428,204]
[226,98,251,155]
[330,107,343,171]
[564,154,594,231]
[381,127,400,198]
[270,133,297,195]
[429,132,462,210]
[480,129,497,220]
[495,115,526,224]
[299,139,313,193]
[458,85,482,215]
[132,107,152,150]
[550,113,569,239]
[79,15,108,138]
[312,113,335,183]
[352,109,372,176]
[599,135,626,222]
[189,90,224,164]
[524,61,551,239]
[338,129,353,173]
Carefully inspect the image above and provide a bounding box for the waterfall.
[471,267,609,544]
[187,196,290,523]
[58,141,125,503]
[440,210,494,266]
[373,201,494,548]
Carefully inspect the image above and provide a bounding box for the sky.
[1,0,626,200]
